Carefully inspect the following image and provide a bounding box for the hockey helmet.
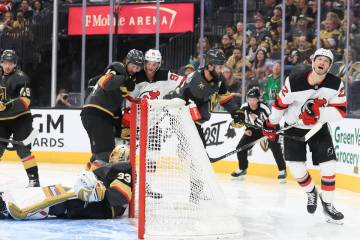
[1,49,17,63]
[109,144,130,164]
[311,48,334,65]
[247,86,260,99]
[104,61,124,75]
[205,48,226,66]
[145,49,162,63]
[126,49,144,68]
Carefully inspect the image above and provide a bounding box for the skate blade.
[231,176,245,180]
[325,218,344,225]
[278,179,287,184]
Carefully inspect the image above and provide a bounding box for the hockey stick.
[0,128,39,147]
[208,123,297,163]
[241,122,318,142]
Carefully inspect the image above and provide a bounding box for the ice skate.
[320,194,344,225]
[277,170,287,184]
[231,169,247,180]
[27,178,40,188]
[306,187,318,214]
[0,193,9,219]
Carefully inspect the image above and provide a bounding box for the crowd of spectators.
[186,0,360,115]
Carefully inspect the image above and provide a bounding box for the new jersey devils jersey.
[269,65,346,129]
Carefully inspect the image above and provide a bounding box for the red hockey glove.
[262,119,279,142]
[299,98,327,125]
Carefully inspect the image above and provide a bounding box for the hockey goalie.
[0,144,131,220]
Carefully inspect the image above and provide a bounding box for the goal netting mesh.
[130,99,243,239]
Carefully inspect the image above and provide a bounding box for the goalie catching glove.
[74,170,106,202]
[262,119,279,142]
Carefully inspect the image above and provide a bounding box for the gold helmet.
[109,144,130,164]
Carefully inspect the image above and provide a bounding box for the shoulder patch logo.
[281,85,289,97]
[338,87,345,97]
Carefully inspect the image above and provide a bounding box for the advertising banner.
[68,3,194,35]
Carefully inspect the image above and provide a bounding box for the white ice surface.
[1,161,359,240]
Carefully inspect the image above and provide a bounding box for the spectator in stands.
[297,35,313,64]
[251,16,272,54]
[313,16,341,56]
[0,10,13,34]
[233,21,244,47]
[220,34,234,59]
[290,14,314,44]
[337,48,360,82]
[189,37,211,69]
[225,25,236,39]
[0,0,13,15]
[18,0,33,21]
[269,22,282,59]
[267,4,282,32]
[263,61,281,107]
[55,89,72,108]
[296,0,315,26]
[285,0,299,30]
[285,49,301,66]
[12,11,29,31]
[32,0,48,24]
[226,47,251,80]
[337,18,358,58]
[250,48,270,84]
[256,0,277,22]
[222,66,242,105]
[246,35,259,62]
[184,64,195,77]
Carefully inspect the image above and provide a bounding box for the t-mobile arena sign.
[68,3,194,35]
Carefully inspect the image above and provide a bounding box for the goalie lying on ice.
[0,144,132,220]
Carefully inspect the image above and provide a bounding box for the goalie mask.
[109,144,130,164]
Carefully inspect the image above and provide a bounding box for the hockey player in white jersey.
[262,48,346,224]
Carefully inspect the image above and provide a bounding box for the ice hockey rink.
[1,161,360,240]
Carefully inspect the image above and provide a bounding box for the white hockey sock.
[319,160,337,203]
[288,161,315,193]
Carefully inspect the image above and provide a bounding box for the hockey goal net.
[129,99,243,240]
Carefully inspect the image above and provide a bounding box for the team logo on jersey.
[327,147,335,156]
[198,82,205,90]
[338,87,345,97]
[0,87,6,101]
[139,90,161,100]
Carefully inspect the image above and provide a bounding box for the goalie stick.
[0,128,39,147]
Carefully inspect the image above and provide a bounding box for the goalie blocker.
[0,144,132,220]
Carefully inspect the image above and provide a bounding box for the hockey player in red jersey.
[0,144,132,220]
[262,48,346,223]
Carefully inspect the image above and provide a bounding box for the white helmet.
[145,49,162,64]
[311,48,334,64]
[109,144,130,164]
[311,48,334,73]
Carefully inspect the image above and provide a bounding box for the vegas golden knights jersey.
[0,69,31,120]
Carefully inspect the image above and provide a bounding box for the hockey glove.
[262,119,279,142]
[74,170,106,202]
[0,102,6,112]
[231,109,245,124]
[299,98,327,125]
